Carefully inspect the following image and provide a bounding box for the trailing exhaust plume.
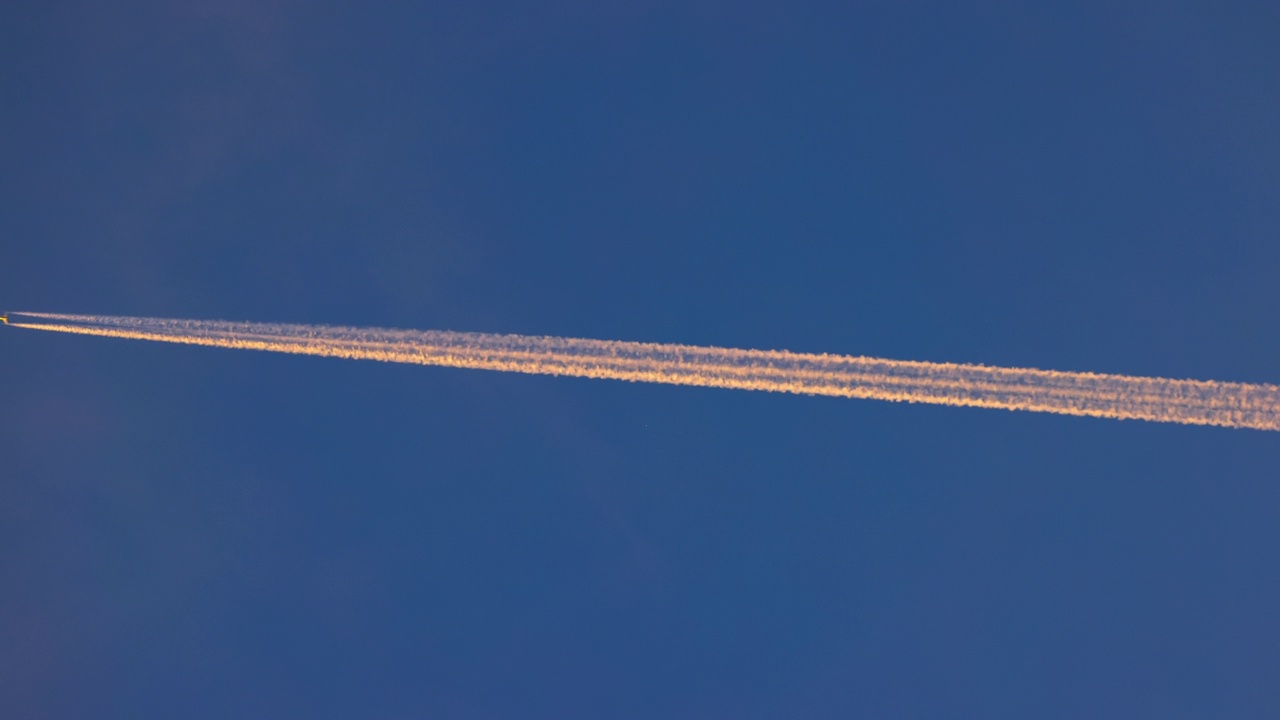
[5,311,1278,431]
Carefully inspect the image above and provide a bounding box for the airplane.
[0,314,8,324]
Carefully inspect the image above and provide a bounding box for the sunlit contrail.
[5,311,1278,431]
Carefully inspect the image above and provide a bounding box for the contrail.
[4,311,1278,431]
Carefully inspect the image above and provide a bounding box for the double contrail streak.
[5,311,1278,431]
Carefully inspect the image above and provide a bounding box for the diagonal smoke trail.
[5,311,1279,431]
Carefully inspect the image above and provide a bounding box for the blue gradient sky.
[3,2,1279,717]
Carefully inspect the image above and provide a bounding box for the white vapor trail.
[5,311,1279,431]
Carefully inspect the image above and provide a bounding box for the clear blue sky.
[3,2,1279,717]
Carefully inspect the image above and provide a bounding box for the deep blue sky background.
[3,2,1280,717]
